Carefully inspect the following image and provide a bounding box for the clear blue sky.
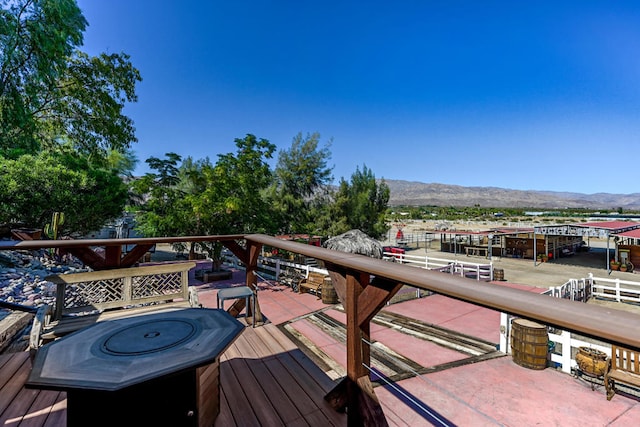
[77,1,640,194]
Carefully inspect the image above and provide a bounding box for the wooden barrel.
[322,277,339,304]
[493,268,504,281]
[510,318,548,370]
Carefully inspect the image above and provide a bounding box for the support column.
[325,270,399,426]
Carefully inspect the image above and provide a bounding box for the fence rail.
[591,275,640,304]
[383,251,493,281]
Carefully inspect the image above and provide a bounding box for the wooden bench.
[604,345,640,400]
[30,262,199,352]
[298,271,327,298]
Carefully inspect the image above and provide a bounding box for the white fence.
[257,256,328,280]
[383,251,493,281]
[543,276,593,302]
[591,275,640,304]
[250,252,494,283]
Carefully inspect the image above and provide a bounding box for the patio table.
[27,307,243,427]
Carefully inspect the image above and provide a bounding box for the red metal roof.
[614,228,640,238]
[576,220,640,230]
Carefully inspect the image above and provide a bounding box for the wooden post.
[346,272,366,379]
[346,272,364,426]
[245,241,263,325]
[325,270,400,426]
[360,272,371,372]
[104,245,122,268]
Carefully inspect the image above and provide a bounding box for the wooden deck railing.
[3,233,640,426]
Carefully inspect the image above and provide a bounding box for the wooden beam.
[324,377,348,412]
[226,239,264,326]
[326,376,388,426]
[65,246,106,270]
[355,375,388,426]
[227,298,246,319]
[345,271,367,426]
[245,241,264,326]
[104,245,123,268]
[358,272,372,371]
[346,272,365,380]
[325,263,347,305]
[357,278,404,327]
[120,244,154,267]
[223,239,248,265]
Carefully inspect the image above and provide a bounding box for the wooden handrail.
[0,235,246,269]
[244,233,640,351]
[0,234,246,250]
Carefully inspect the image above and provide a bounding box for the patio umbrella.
[322,229,383,259]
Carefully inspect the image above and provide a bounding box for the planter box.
[195,269,233,282]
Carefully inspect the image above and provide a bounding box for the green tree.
[0,0,141,158]
[131,136,277,265]
[0,146,128,235]
[325,165,390,238]
[196,134,276,236]
[130,153,187,238]
[271,132,333,233]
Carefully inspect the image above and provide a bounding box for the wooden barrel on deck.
[493,268,504,281]
[321,277,339,304]
[510,318,548,370]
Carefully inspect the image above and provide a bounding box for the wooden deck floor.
[0,352,66,427]
[217,323,346,426]
[0,323,346,427]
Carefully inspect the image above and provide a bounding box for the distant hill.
[384,180,640,209]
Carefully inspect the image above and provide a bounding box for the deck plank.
[0,385,40,425]
[216,384,235,426]
[241,329,315,418]
[16,390,63,427]
[0,351,27,389]
[228,329,308,424]
[0,353,31,415]
[218,355,261,426]
[220,343,284,426]
[0,352,67,427]
[253,326,345,426]
[1,323,346,427]
[41,392,66,427]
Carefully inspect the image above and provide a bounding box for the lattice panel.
[64,278,125,309]
[132,272,182,299]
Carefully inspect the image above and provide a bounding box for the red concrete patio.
[193,269,640,426]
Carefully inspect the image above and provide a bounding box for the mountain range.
[384,180,640,210]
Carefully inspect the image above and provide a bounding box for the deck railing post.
[346,271,364,426]
[346,271,366,378]
[104,245,122,268]
[359,272,372,372]
[245,241,263,324]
